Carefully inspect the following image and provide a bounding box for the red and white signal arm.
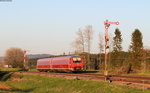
[104,21,119,25]
[116,22,119,25]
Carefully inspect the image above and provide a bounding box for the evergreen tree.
[113,28,122,52]
[129,29,143,72]
[111,28,123,68]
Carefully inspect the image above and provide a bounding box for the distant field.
[0,68,38,72]
[0,73,150,93]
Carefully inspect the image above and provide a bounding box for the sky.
[0,0,150,56]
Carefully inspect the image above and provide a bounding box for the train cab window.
[73,57,81,64]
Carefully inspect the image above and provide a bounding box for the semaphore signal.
[104,20,120,79]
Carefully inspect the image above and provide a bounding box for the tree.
[4,48,24,68]
[76,28,85,52]
[72,39,82,54]
[84,25,94,69]
[72,25,93,70]
[98,33,104,69]
[84,25,93,53]
[113,28,122,52]
[99,33,104,54]
[72,28,85,53]
[129,29,143,72]
[109,33,114,52]
[110,28,123,68]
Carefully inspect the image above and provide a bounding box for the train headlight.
[77,58,81,61]
[73,58,77,61]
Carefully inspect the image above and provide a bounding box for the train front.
[71,56,84,71]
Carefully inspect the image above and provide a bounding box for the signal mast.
[104,20,119,77]
[23,50,30,69]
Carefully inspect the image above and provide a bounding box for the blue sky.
[0,0,150,56]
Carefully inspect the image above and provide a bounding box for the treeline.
[71,25,149,74]
[27,49,150,74]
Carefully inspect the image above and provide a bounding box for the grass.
[0,67,38,72]
[0,73,150,93]
[28,69,38,72]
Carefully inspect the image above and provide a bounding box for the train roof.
[37,55,80,61]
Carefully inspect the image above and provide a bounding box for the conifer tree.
[129,29,143,72]
[113,28,122,52]
[111,28,123,68]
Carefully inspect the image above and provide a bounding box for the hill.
[27,54,54,59]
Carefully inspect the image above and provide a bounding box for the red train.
[37,55,84,72]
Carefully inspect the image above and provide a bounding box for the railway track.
[1,71,150,89]
[108,75,150,84]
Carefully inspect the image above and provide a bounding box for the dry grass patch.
[0,82,10,90]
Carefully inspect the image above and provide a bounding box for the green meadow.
[0,73,150,93]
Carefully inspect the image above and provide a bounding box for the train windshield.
[73,57,81,64]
